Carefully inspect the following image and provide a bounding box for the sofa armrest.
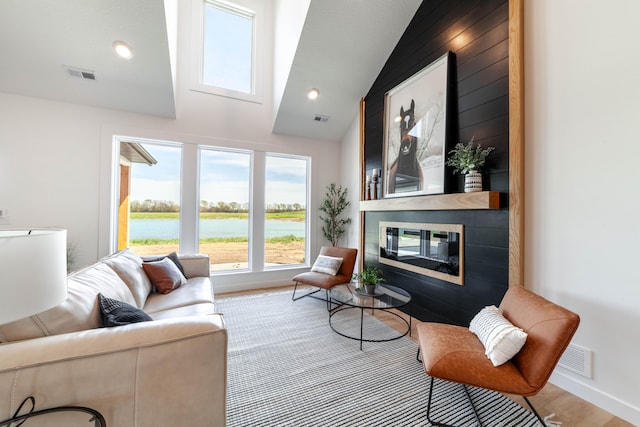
[0,315,226,427]
[177,254,211,279]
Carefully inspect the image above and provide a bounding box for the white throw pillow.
[310,255,344,275]
[469,305,528,367]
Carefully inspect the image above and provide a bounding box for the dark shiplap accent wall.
[363,0,510,325]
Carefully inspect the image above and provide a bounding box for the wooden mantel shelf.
[360,191,500,211]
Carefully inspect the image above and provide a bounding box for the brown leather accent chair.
[291,246,358,310]
[416,285,580,426]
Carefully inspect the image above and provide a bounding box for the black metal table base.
[329,304,412,350]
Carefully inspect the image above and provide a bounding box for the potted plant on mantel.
[445,137,495,193]
[354,265,385,295]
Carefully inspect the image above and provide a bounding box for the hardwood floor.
[218,285,633,427]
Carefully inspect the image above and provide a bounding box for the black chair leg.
[426,377,545,427]
[426,377,481,427]
[291,282,321,302]
[292,284,336,312]
[523,396,546,426]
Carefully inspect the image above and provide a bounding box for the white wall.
[0,0,342,292]
[340,115,361,268]
[525,0,640,423]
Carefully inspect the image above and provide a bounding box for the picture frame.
[383,52,452,198]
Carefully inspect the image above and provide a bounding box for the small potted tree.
[319,183,351,246]
[354,265,385,295]
[445,138,495,192]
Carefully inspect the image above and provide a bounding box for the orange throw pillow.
[142,258,187,294]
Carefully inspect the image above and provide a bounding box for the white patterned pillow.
[469,305,528,367]
[310,255,343,275]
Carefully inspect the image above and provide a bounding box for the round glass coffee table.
[329,282,412,350]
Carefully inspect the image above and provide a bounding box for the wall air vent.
[558,343,592,378]
[63,65,96,81]
[314,114,329,123]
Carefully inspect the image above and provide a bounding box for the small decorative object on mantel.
[354,265,385,295]
[445,137,495,193]
[365,175,371,200]
[372,168,379,200]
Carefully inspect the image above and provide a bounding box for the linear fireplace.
[378,221,464,285]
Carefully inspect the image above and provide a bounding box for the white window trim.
[263,152,311,270]
[190,0,264,104]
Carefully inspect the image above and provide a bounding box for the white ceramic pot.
[464,171,482,192]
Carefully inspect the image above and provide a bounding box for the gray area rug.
[218,290,539,426]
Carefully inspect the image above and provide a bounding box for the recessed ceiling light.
[307,88,319,100]
[113,41,133,59]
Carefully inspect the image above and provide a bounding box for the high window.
[192,0,263,103]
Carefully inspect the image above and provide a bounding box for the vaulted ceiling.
[0,0,421,141]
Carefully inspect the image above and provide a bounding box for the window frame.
[263,152,310,270]
[107,136,310,274]
[190,0,264,104]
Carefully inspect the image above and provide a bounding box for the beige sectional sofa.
[0,249,227,427]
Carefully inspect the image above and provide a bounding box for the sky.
[130,144,308,207]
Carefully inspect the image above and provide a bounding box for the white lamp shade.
[0,229,68,324]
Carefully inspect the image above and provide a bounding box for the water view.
[130,219,305,240]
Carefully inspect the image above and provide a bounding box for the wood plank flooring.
[218,285,633,427]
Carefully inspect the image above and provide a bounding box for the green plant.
[354,265,385,285]
[319,183,352,246]
[445,138,495,174]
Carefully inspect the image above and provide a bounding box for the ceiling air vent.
[63,65,96,81]
[314,114,329,123]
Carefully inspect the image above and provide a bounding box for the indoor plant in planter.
[354,265,385,295]
[445,138,495,192]
[319,183,352,246]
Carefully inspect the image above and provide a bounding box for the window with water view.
[264,155,307,266]
[117,140,308,272]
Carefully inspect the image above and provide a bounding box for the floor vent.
[558,343,592,378]
[63,65,96,81]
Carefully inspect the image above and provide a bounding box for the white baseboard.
[550,370,640,425]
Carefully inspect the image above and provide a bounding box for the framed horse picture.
[383,52,452,198]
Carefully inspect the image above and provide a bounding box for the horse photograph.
[383,53,451,197]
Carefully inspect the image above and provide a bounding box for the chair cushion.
[310,255,343,275]
[416,322,536,395]
[469,305,528,367]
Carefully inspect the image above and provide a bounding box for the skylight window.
[203,2,252,93]
[191,0,263,103]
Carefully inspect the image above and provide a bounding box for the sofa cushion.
[149,302,217,320]
[102,248,152,308]
[145,252,186,277]
[0,263,136,342]
[142,258,187,294]
[143,277,214,315]
[98,293,153,327]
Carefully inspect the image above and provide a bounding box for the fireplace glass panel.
[379,221,464,285]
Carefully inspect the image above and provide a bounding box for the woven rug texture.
[218,290,540,427]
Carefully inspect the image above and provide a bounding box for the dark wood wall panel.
[362,0,510,326]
